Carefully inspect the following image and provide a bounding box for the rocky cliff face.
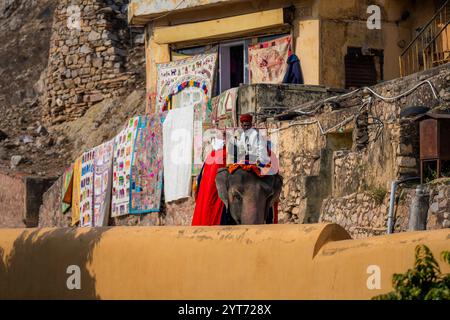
[0,0,145,177]
[0,0,57,174]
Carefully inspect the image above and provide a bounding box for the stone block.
[89,93,103,103]
[80,44,93,54]
[92,57,103,68]
[88,31,101,42]
[397,156,417,168]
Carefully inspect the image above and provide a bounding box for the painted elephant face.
[215,168,283,225]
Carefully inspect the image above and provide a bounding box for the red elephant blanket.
[191,149,227,226]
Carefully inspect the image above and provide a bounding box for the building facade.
[128,0,443,112]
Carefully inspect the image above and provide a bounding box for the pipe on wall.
[387,177,420,234]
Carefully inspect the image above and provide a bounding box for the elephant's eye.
[233,192,242,202]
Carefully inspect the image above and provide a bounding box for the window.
[218,40,250,93]
[345,47,384,89]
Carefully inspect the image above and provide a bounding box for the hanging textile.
[156,53,218,112]
[193,103,204,176]
[283,54,304,84]
[93,139,114,227]
[71,157,82,226]
[211,87,239,128]
[79,149,95,227]
[217,87,238,118]
[248,35,292,84]
[163,106,194,202]
[193,100,216,176]
[112,117,140,217]
[61,163,74,214]
[130,113,166,214]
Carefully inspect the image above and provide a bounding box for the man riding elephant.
[192,114,283,226]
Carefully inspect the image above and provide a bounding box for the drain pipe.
[387,177,420,234]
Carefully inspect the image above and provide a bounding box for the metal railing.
[399,0,450,77]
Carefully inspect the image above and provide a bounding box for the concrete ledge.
[129,0,243,25]
[0,224,448,299]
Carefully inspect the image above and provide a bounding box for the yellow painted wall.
[295,19,321,85]
[139,0,439,108]
[142,0,322,112]
[0,224,448,299]
[145,23,171,113]
[320,19,412,87]
[318,0,439,87]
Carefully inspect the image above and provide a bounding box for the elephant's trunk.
[241,201,266,225]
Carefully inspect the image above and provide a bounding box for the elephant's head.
[215,168,283,225]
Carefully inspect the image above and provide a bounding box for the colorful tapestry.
[248,35,291,84]
[192,99,215,176]
[156,53,218,112]
[217,87,238,117]
[130,113,166,214]
[112,117,140,217]
[61,163,74,214]
[93,140,114,227]
[163,106,194,202]
[171,86,206,110]
[71,157,82,226]
[79,149,95,227]
[193,103,204,176]
[211,88,238,128]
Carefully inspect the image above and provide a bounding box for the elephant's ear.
[272,174,283,201]
[215,168,230,208]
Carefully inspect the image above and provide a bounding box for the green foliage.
[425,168,438,184]
[373,245,450,300]
[369,186,387,205]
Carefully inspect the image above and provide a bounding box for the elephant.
[215,167,283,225]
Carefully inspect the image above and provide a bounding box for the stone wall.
[320,181,450,239]
[273,63,449,236]
[427,181,450,230]
[43,0,143,125]
[268,102,359,224]
[320,192,388,239]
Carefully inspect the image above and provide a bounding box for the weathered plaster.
[129,0,243,24]
[0,225,448,299]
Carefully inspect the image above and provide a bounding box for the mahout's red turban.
[240,114,253,123]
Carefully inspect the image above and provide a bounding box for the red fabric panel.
[191,149,227,226]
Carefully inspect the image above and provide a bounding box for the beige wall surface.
[318,0,438,87]
[296,19,321,85]
[0,172,26,228]
[0,224,448,299]
[129,0,244,23]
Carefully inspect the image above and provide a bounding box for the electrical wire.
[271,78,441,138]
[289,79,440,117]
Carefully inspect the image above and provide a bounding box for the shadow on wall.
[0,227,109,299]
